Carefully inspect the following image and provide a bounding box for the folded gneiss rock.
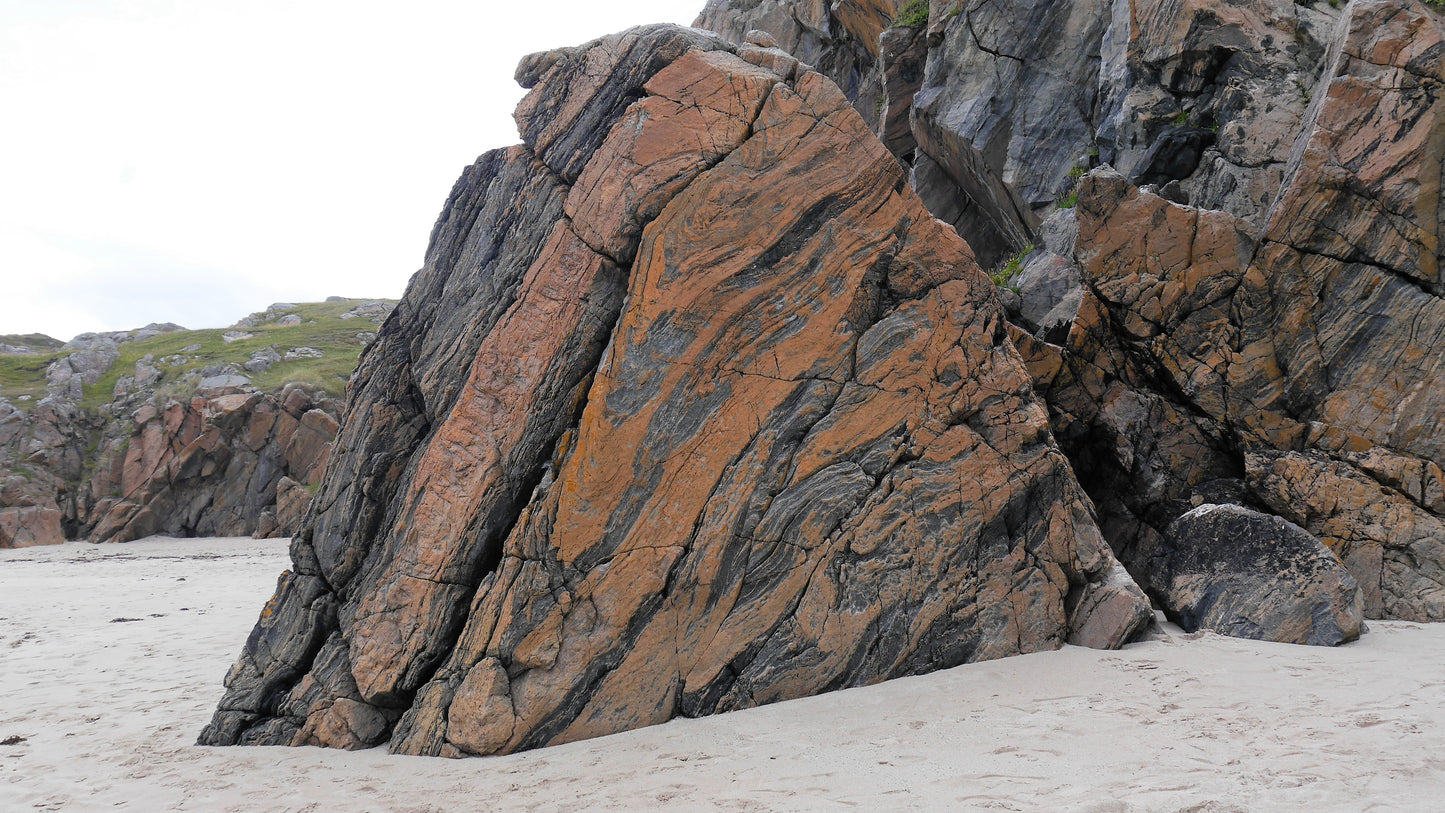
[198,24,1150,757]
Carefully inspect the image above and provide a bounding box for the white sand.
[2,537,1443,812]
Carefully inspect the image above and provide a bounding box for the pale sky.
[0,1,700,341]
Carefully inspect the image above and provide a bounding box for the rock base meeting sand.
[2,536,1442,811]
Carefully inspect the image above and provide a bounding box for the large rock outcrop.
[1020,0,1445,624]
[200,24,1150,757]
[700,0,1445,626]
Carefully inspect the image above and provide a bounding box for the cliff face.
[697,0,1445,623]
[199,24,1150,757]
[200,0,1445,759]
[696,0,1339,237]
[0,300,391,547]
[83,383,339,543]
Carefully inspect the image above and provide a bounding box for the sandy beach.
[2,535,1442,812]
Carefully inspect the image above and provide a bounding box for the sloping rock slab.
[200,24,1149,758]
[1160,504,1364,646]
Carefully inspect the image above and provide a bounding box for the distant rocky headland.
[0,298,395,548]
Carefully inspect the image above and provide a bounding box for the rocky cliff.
[697,0,1445,624]
[199,24,1151,756]
[0,299,393,547]
[202,0,1445,759]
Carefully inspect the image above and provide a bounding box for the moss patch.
[890,0,930,29]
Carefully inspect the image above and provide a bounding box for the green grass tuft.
[890,0,930,29]
[989,244,1035,288]
[0,352,63,410]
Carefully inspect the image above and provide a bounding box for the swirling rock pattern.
[1023,0,1445,624]
[200,24,1150,756]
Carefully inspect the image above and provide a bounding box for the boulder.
[197,375,251,396]
[244,348,282,374]
[200,24,1150,758]
[1159,504,1363,646]
[0,505,65,548]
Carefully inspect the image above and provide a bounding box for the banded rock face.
[695,0,1341,261]
[1018,0,1445,624]
[200,24,1150,757]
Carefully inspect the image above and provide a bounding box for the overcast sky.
[0,1,700,341]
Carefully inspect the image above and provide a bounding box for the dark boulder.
[1158,504,1364,646]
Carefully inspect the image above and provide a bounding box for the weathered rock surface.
[914,0,1113,210]
[85,385,339,543]
[0,504,64,548]
[1248,449,1445,622]
[695,0,898,131]
[200,23,1150,757]
[0,306,374,545]
[1159,504,1363,646]
[1015,0,1445,625]
[0,382,339,546]
[692,0,1347,272]
[876,22,926,158]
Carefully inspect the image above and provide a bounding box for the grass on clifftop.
[0,334,63,352]
[0,299,394,412]
[83,299,391,408]
[0,353,62,407]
